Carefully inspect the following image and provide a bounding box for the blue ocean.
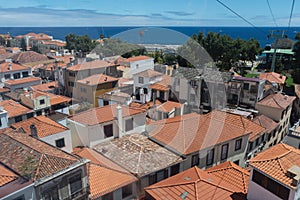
[0,26,299,47]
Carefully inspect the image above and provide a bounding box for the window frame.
[55,138,65,148]
[191,154,199,167]
[138,77,144,84]
[206,149,214,166]
[221,143,229,160]
[235,139,242,151]
[103,124,113,138]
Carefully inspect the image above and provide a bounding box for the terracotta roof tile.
[150,74,172,91]
[93,134,182,177]
[256,93,296,110]
[259,72,286,84]
[5,77,41,86]
[249,143,300,189]
[69,104,145,126]
[77,74,118,86]
[134,69,162,78]
[156,101,182,113]
[73,147,137,199]
[253,115,279,133]
[129,100,162,111]
[0,164,18,187]
[145,166,247,200]
[22,90,71,106]
[0,129,83,181]
[9,51,49,64]
[67,60,110,71]
[0,62,30,73]
[125,55,153,62]
[206,161,250,193]
[149,111,262,155]
[31,81,58,92]
[11,115,68,138]
[0,100,33,118]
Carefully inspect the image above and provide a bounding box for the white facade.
[121,57,154,78]
[0,108,9,129]
[41,129,73,153]
[67,112,146,148]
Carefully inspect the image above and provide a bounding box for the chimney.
[8,63,12,71]
[30,124,38,138]
[116,105,123,138]
[181,102,188,115]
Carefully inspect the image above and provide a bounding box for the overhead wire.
[266,0,278,27]
[216,0,267,35]
[287,0,295,33]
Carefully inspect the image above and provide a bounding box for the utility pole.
[268,30,287,72]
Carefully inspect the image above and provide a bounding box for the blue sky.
[1,0,299,26]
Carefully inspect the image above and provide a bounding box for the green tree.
[21,38,27,51]
[65,33,96,55]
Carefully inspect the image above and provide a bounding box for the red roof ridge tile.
[34,115,68,130]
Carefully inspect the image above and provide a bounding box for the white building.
[11,115,73,153]
[67,104,146,147]
[248,143,300,200]
[120,55,154,78]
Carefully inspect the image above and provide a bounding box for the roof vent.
[184,176,191,181]
[287,165,300,186]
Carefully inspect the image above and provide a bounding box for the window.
[4,74,10,79]
[122,184,133,198]
[243,83,249,90]
[22,71,29,77]
[249,142,253,151]
[42,186,59,200]
[206,149,214,166]
[104,124,113,138]
[255,138,259,147]
[55,138,65,148]
[157,169,168,182]
[0,119,2,127]
[12,195,25,200]
[235,139,242,151]
[103,100,109,106]
[27,112,34,119]
[138,77,144,84]
[191,154,199,167]
[13,73,21,79]
[15,116,22,123]
[69,71,75,77]
[221,144,229,160]
[298,143,300,149]
[149,174,157,185]
[252,169,290,200]
[40,99,45,105]
[68,81,74,87]
[125,118,134,132]
[69,174,82,195]
[102,192,113,200]
[170,164,180,176]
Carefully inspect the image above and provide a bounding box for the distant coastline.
[0,26,299,46]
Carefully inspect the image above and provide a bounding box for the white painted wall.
[42,129,73,153]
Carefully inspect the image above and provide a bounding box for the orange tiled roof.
[43,41,66,47]
[249,143,300,189]
[0,164,18,187]
[77,74,118,86]
[0,87,10,93]
[205,110,266,141]
[0,62,30,73]
[5,77,41,86]
[125,55,152,62]
[68,104,145,126]
[11,115,68,138]
[253,114,279,133]
[22,90,71,106]
[31,81,58,92]
[156,101,182,113]
[73,147,137,199]
[259,72,286,84]
[9,51,49,64]
[0,129,83,181]
[67,60,110,71]
[256,93,296,110]
[129,100,162,111]
[149,111,264,155]
[206,161,250,193]
[134,69,162,78]
[150,74,172,91]
[145,166,247,200]
[0,100,32,118]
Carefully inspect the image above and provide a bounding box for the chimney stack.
[30,124,38,138]
[116,105,123,138]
